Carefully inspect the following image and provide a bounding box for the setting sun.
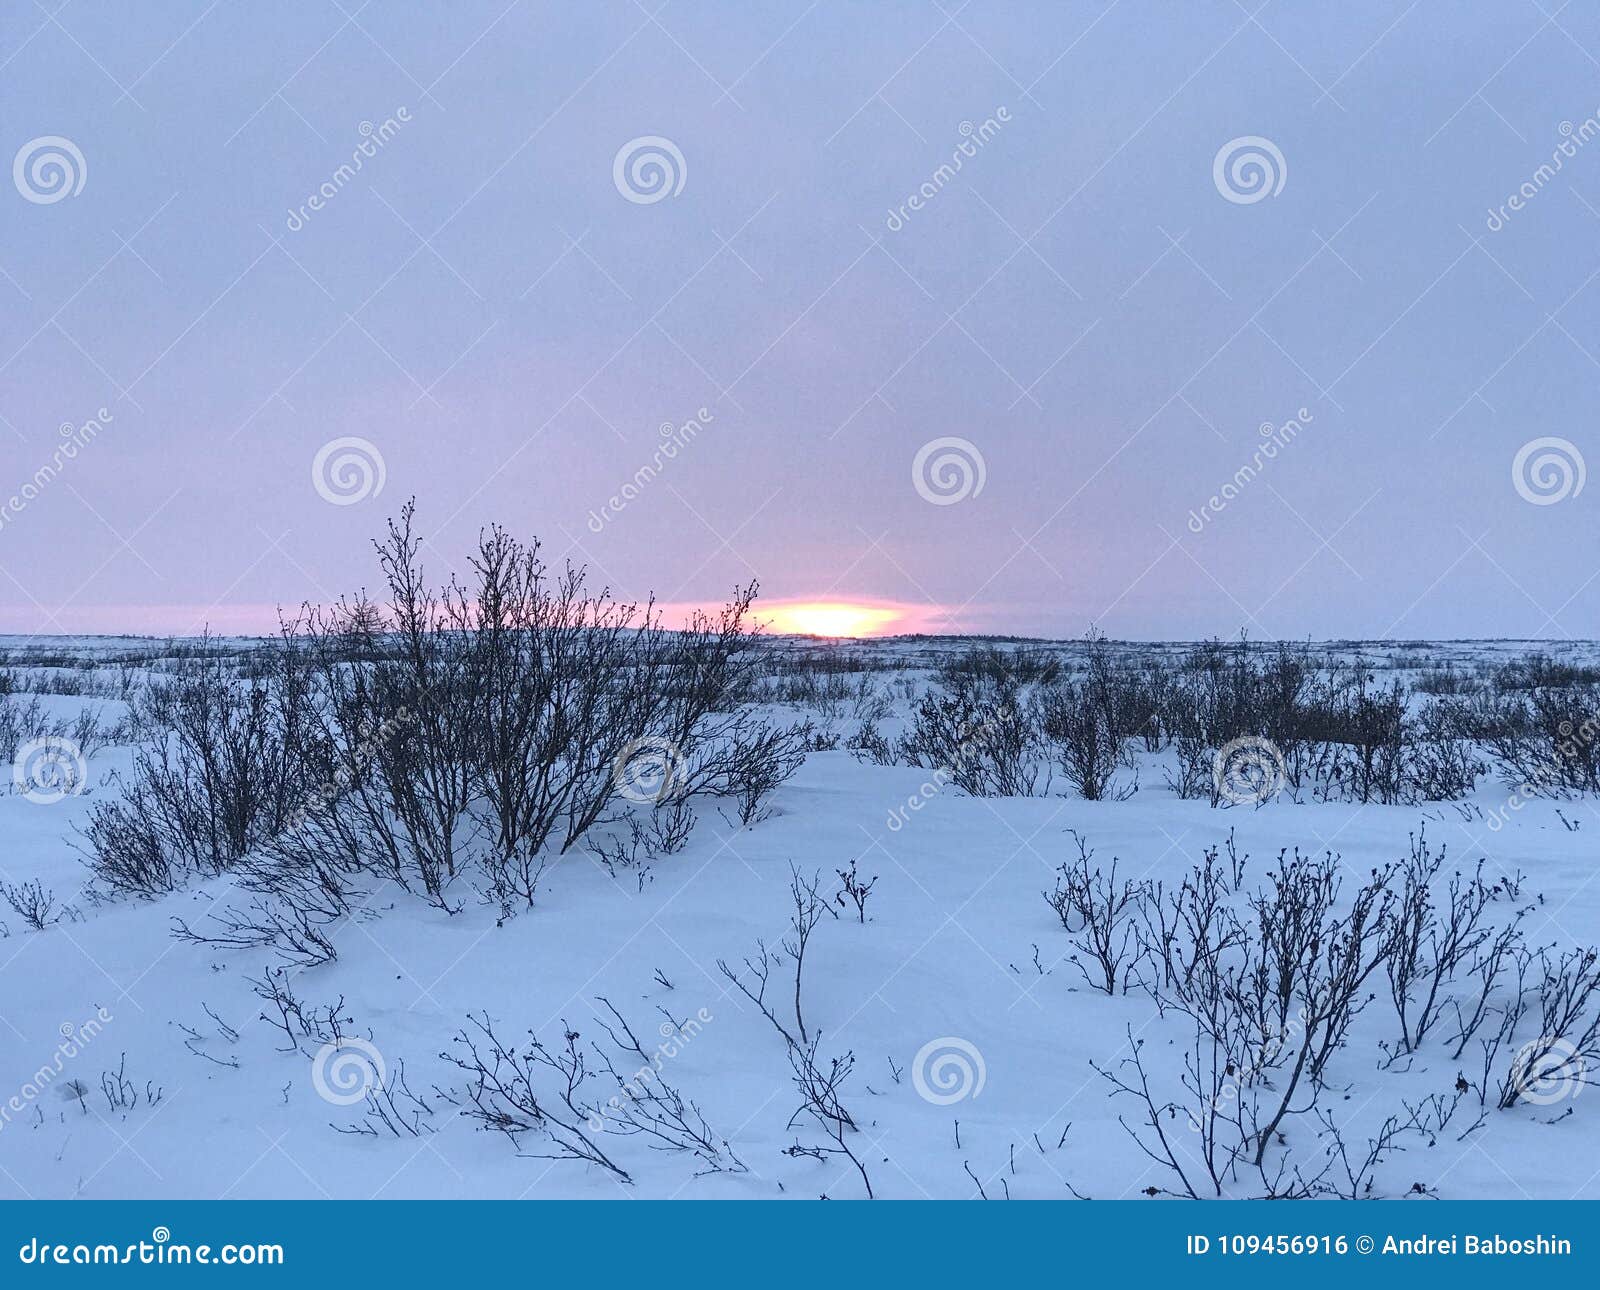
[761,601,904,638]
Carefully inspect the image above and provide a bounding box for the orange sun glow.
[761,601,903,638]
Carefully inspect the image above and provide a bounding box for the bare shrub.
[1165,729,1214,800]
[173,887,340,970]
[1312,1094,1461,1199]
[1447,918,1531,1061]
[845,720,896,766]
[250,969,359,1055]
[646,798,697,855]
[834,857,877,922]
[1,879,64,930]
[1136,833,1248,1004]
[447,1012,632,1181]
[1470,683,1600,798]
[1317,667,1409,805]
[99,1053,164,1115]
[82,507,806,920]
[1245,850,1397,1151]
[80,641,316,894]
[1038,638,1134,801]
[1094,1025,1227,1199]
[335,1058,437,1138]
[1409,699,1484,800]
[936,644,1060,688]
[717,868,871,1198]
[448,1004,744,1182]
[77,776,184,897]
[1383,832,1494,1057]
[717,722,812,825]
[1044,831,1146,994]
[1496,947,1600,1109]
[898,674,1045,797]
[360,505,480,906]
[587,999,746,1176]
[1096,832,1402,1186]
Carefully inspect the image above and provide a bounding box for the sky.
[0,0,1597,640]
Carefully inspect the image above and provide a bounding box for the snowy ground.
[2,637,1598,1200]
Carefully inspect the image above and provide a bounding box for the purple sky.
[1,2,1597,639]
